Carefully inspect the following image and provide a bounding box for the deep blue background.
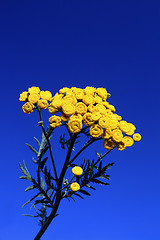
[0,0,159,239]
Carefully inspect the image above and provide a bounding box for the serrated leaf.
[22,192,41,207]
[22,214,38,218]
[74,193,84,199]
[41,177,45,190]
[23,160,30,175]
[78,189,91,196]
[19,176,28,180]
[91,178,109,185]
[100,174,110,180]
[70,196,75,202]
[32,157,37,164]
[26,143,38,156]
[102,162,114,172]
[25,185,35,192]
[34,137,41,147]
[19,162,27,176]
[86,184,96,190]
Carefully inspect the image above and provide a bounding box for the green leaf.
[41,177,45,190]
[26,143,38,156]
[91,178,109,185]
[23,160,30,175]
[22,214,38,218]
[100,174,110,180]
[22,192,41,207]
[85,184,96,190]
[74,193,84,199]
[19,176,28,180]
[78,189,91,196]
[102,162,114,172]
[33,137,41,147]
[25,185,35,192]
[19,162,27,176]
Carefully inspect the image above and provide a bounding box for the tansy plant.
[19,86,141,239]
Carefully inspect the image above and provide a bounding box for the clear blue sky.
[0,0,160,239]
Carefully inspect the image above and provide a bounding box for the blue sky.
[0,0,160,239]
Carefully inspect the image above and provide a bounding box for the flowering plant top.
[19,86,141,239]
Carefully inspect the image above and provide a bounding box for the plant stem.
[34,196,61,240]
[37,108,58,182]
[94,146,116,166]
[34,133,77,239]
[68,137,101,166]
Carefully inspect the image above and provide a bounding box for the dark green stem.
[94,146,116,166]
[34,133,77,240]
[37,108,58,182]
[68,137,101,166]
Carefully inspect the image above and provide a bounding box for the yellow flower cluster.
[19,86,141,150]
[19,86,52,114]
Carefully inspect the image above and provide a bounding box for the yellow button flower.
[22,102,34,114]
[83,113,95,126]
[49,115,61,128]
[63,94,77,105]
[109,119,119,130]
[70,114,83,121]
[133,133,141,142]
[122,136,134,147]
[19,91,28,102]
[95,104,107,115]
[62,103,76,116]
[96,87,108,100]
[70,182,80,192]
[84,86,96,96]
[87,104,96,113]
[59,87,72,94]
[102,128,112,139]
[89,124,103,138]
[112,114,122,121]
[119,120,130,134]
[103,139,115,150]
[107,104,116,112]
[75,102,87,115]
[40,91,52,101]
[125,123,136,136]
[73,88,85,100]
[28,86,40,94]
[37,99,48,109]
[68,119,82,133]
[50,98,63,109]
[91,111,101,121]
[72,166,83,176]
[60,113,70,122]
[94,95,103,104]
[102,101,110,108]
[116,141,126,151]
[98,116,109,128]
[48,105,58,114]
[112,129,123,142]
[83,95,95,106]
[28,93,40,104]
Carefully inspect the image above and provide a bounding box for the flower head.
[49,115,61,128]
[22,102,34,114]
[133,133,141,142]
[70,182,80,192]
[19,91,28,102]
[72,166,83,176]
